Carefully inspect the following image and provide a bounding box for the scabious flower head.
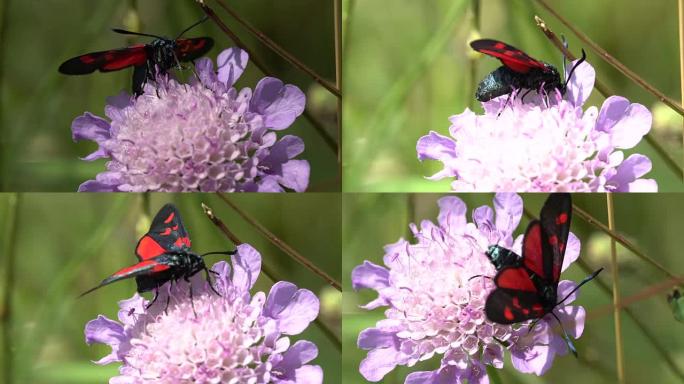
[85,244,322,383]
[72,48,309,192]
[352,194,586,383]
[417,59,657,192]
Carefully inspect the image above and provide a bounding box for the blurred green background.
[0,0,339,192]
[0,193,341,383]
[343,193,684,383]
[342,0,683,192]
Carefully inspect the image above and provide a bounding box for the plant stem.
[1,193,20,384]
[535,0,684,117]
[335,0,342,167]
[197,1,338,154]
[211,0,340,98]
[606,194,625,383]
[679,0,684,158]
[200,200,341,350]
[535,15,683,180]
[216,193,342,291]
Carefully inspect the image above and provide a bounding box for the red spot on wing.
[100,48,147,71]
[556,213,568,224]
[174,237,191,248]
[164,212,175,224]
[494,42,506,49]
[548,235,558,245]
[136,235,168,260]
[160,228,172,236]
[171,225,178,231]
[496,268,537,292]
[112,260,166,277]
[504,307,514,321]
[523,222,545,278]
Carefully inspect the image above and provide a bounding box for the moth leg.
[204,267,222,297]
[185,276,197,317]
[145,289,159,309]
[497,90,514,118]
[467,274,492,282]
[520,88,533,103]
[163,280,173,315]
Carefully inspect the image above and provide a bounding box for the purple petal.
[556,304,586,339]
[71,112,112,160]
[607,154,654,192]
[351,260,389,291]
[251,77,306,130]
[359,347,407,382]
[565,59,595,107]
[357,328,397,350]
[264,281,319,335]
[273,340,319,375]
[557,280,579,304]
[493,193,523,239]
[116,294,145,325]
[597,96,651,148]
[437,196,467,235]
[84,315,125,365]
[511,343,554,375]
[194,57,217,86]
[291,365,323,384]
[276,160,310,192]
[625,178,658,192]
[405,371,438,384]
[217,48,249,87]
[78,179,118,192]
[416,131,456,161]
[231,244,262,291]
[561,232,581,272]
[256,176,286,192]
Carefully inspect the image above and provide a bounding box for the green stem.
[1,193,20,384]
[606,194,625,383]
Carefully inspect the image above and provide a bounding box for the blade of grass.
[1,193,20,384]
[680,0,684,160]
[200,201,341,350]
[349,0,468,167]
[216,193,341,291]
[534,16,683,180]
[212,0,339,98]
[0,0,10,189]
[334,0,342,167]
[534,0,684,117]
[606,194,625,383]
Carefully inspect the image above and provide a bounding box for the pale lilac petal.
[561,232,581,271]
[556,305,586,339]
[217,47,249,87]
[437,196,467,234]
[84,315,126,365]
[71,112,111,160]
[565,59,595,107]
[358,328,397,350]
[493,193,523,238]
[264,281,319,335]
[232,244,262,291]
[417,131,456,161]
[251,77,306,130]
[626,178,658,192]
[291,365,323,384]
[359,348,407,382]
[607,154,654,192]
[351,261,389,291]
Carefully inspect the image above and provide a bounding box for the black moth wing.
[147,203,192,253]
[58,45,148,75]
[470,39,547,74]
[485,287,546,324]
[538,193,572,282]
[175,37,214,62]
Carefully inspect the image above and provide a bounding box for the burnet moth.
[80,204,235,315]
[482,193,603,356]
[470,39,586,103]
[59,17,214,95]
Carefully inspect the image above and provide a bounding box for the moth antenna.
[200,250,237,258]
[561,34,569,79]
[564,48,587,88]
[551,311,578,357]
[555,267,603,307]
[112,29,165,39]
[175,16,209,39]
